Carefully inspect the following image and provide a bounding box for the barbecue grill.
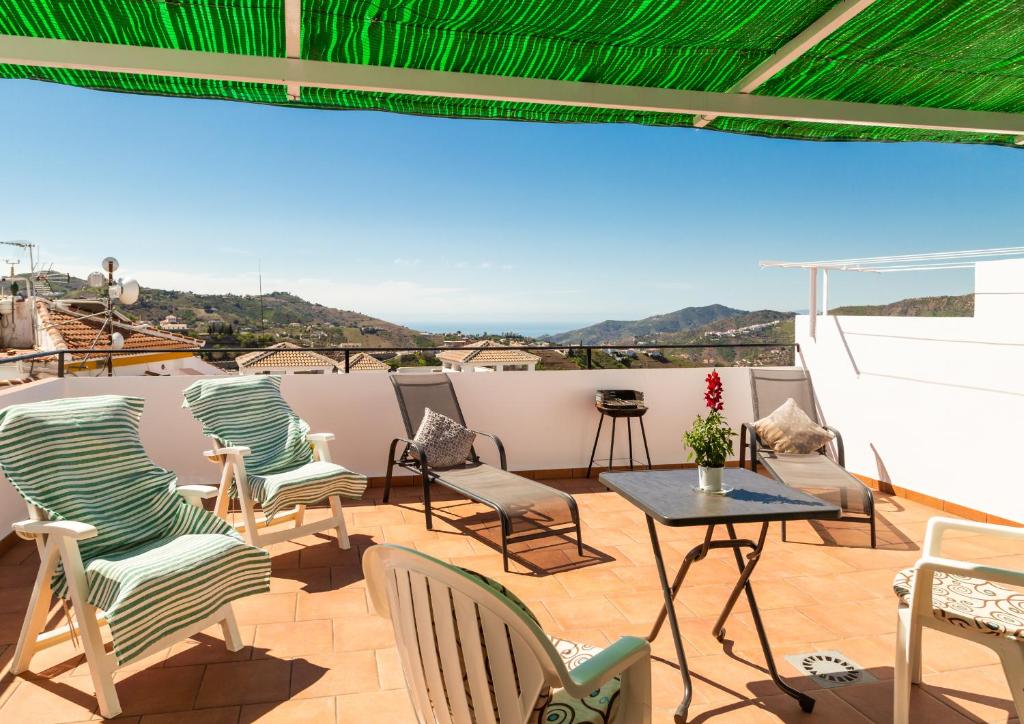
[587,389,652,477]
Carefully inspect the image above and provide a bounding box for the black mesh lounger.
[741,368,876,548]
[383,373,583,571]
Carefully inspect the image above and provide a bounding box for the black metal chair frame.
[382,375,583,571]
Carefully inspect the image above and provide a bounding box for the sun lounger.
[742,368,876,547]
[383,374,582,571]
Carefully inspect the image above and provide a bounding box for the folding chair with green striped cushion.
[0,395,271,719]
[182,375,367,549]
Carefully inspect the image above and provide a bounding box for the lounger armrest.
[391,437,428,467]
[13,519,98,541]
[914,555,1024,590]
[205,446,251,458]
[176,485,219,507]
[307,433,335,443]
[923,516,1024,558]
[470,430,507,471]
[562,636,650,697]
[823,426,845,466]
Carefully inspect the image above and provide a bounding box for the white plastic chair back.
[364,545,566,724]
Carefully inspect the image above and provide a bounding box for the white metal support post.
[822,269,830,316]
[808,267,818,339]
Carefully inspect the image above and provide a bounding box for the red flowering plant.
[683,370,736,468]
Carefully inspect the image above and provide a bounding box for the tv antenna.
[68,257,141,376]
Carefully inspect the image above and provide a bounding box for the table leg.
[645,515,692,723]
[722,523,816,713]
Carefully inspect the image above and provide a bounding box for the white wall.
[799,258,1024,522]
[0,367,756,535]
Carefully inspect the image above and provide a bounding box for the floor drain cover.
[784,650,877,689]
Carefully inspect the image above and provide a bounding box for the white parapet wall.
[0,366,757,535]
[798,258,1024,523]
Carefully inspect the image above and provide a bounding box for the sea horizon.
[397,321,587,338]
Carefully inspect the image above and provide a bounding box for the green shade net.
[1,0,1022,146]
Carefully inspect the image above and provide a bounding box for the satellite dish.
[110,332,125,350]
[87,271,106,288]
[118,278,140,305]
[102,257,119,274]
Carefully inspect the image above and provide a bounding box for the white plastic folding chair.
[894,516,1024,723]
[364,544,652,723]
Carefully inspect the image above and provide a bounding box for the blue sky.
[2,80,1022,329]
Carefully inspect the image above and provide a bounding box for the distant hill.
[830,294,973,317]
[58,274,436,348]
[543,304,744,345]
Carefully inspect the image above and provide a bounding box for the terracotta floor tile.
[294,588,367,622]
[113,665,205,715]
[331,615,394,652]
[336,689,416,724]
[290,651,379,699]
[0,673,97,723]
[253,620,333,659]
[541,596,627,630]
[833,679,975,723]
[686,689,872,723]
[267,567,333,594]
[918,627,1000,673]
[163,625,256,668]
[374,648,405,691]
[195,660,292,708]
[240,696,335,723]
[139,706,240,724]
[796,599,896,639]
[921,665,1019,723]
[232,592,297,627]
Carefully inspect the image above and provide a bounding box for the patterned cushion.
[413,407,476,469]
[0,395,271,664]
[754,398,833,454]
[183,375,367,519]
[536,638,621,723]
[893,567,1024,638]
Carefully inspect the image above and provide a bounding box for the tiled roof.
[437,340,540,365]
[347,352,390,372]
[36,300,203,360]
[236,342,339,371]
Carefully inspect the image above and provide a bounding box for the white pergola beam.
[694,0,877,128]
[284,0,300,100]
[3,35,1024,136]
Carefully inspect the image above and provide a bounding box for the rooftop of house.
[346,352,390,372]
[0,479,1016,723]
[235,342,339,371]
[437,340,541,365]
[36,299,204,359]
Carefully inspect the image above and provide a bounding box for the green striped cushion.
[182,376,315,476]
[183,376,367,518]
[0,395,270,664]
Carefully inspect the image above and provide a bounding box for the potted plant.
[683,370,736,492]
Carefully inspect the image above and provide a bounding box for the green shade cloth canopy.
[1,0,1023,146]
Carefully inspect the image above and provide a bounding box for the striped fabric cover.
[182,375,367,519]
[0,395,271,664]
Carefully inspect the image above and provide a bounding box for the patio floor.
[0,478,1020,723]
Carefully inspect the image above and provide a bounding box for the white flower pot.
[698,465,724,493]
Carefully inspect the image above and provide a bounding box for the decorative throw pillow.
[413,408,476,468]
[754,398,834,454]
